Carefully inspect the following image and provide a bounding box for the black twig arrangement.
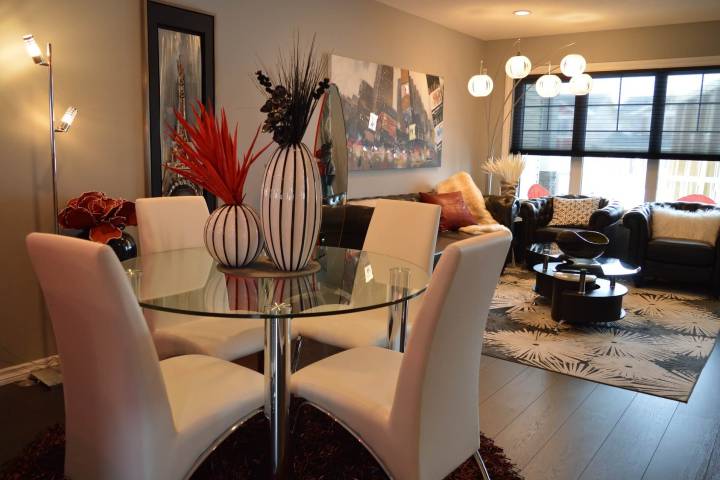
[255,35,330,148]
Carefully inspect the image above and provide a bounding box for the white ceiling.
[376,0,720,40]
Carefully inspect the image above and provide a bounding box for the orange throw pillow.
[420,191,477,231]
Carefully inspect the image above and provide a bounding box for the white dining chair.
[292,230,511,480]
[136,196,265,361]
[294,199,440,351]
[26,233,264,480]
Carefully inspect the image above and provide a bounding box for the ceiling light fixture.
[513,10,531,16]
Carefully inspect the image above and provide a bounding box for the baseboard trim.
[0,355,60,387]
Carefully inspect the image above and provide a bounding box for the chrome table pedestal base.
[474,450,492,480]
[264,303,292,479]
[388,267,411,352]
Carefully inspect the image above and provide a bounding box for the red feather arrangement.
[166,102,271,205]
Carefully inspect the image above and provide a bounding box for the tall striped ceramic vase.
[204,204,264,268]
[261,143,322,271]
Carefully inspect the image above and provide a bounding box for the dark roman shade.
[511,67,720,160]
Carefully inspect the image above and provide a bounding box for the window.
[512,66,720,160]
[662,72,720,156]
[581,157,647,208]
[518,155,571,198]
[510,66,720,203]
[656,159,720,202]
[514,83,575,152]
[585,76,655,153]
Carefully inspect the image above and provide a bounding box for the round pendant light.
[505,54,532,79]
[569,73,593,95]
[467,73,494,97]
[536,74,562,98]
[560,54,587,77]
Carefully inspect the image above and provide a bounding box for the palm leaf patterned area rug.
[485,267,720,401]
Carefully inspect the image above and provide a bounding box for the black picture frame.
[145,0,216,210]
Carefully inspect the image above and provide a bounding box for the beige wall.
[482,21,720,169]
[0,0,146,367]
[3,0,719,367]
[0,0,484,365]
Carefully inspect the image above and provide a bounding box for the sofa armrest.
[484,195,519,229]
[590,200,624,232]
[622,203,652,266]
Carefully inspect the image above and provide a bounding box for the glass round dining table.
[122,245,429,479]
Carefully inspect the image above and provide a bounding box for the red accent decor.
[57,192,137,244]
[677,194,716,205]
[419,191,477,231]
[166,102,272,205]
[528,184,550,199]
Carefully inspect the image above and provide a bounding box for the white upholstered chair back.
[362,199,440,274]
[391,230,511,479]
[26,233,176,479]
[136,196,209,254]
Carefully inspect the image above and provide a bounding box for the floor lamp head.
[23,34,48,66]
[55,107,78,133]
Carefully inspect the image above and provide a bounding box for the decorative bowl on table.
[556,230,609,261]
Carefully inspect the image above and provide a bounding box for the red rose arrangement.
[57,191,137,244]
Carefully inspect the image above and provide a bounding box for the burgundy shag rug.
[0,402,522,479]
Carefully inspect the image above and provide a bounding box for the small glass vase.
[499,180,518,198]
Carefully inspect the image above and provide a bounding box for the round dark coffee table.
[533,261,638,324]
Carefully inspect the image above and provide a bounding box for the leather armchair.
[623,201,720,292]
[517,194,624,263]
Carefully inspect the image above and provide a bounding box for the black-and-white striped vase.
[204,204,264,268]
[261,143,322,271]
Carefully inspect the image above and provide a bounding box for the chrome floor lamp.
[23,34,78,234]
[23,34,77,388]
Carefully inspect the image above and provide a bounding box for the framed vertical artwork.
[145,1,216,209]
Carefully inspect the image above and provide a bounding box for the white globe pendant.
[536,74,562,98]
[560,54,587,77]
[467,74,494,97]
[569,73,593,95]
[505,55,532,79]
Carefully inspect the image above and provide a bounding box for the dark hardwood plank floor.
[0,340,718,479]
[479,340,720,480]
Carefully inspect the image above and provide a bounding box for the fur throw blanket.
[437,172,508,235]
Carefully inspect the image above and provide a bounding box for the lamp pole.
[47,42,59,234]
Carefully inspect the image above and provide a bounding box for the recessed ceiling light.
[513,9,532,16]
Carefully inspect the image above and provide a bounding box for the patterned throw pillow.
[547,197,601,226]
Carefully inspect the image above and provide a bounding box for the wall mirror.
[314,83,349,206]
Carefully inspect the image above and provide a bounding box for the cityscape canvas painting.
[330,55,444,171]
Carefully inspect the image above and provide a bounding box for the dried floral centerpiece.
[254,35,330,271]
[483,154,526,198]
[58,191,138,260]
[167,102,271,267]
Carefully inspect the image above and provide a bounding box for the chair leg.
[292,335,304,373]
[473,450,491,480]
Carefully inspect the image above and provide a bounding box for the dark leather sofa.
[517,194,624,263]
[623,201,720,292]
[319,193,520,261]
